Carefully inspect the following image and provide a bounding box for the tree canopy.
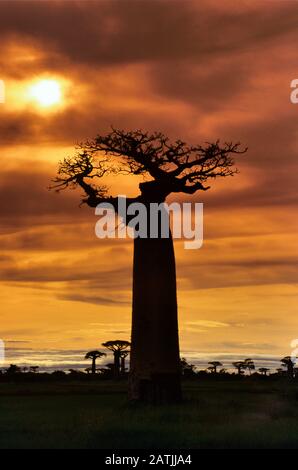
[52,128,247,206]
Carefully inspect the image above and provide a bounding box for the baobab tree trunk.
[114,351,121,378]
[92,357,96,375]
[129,232,182,404]
[121,356,126,376]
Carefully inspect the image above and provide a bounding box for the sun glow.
[28,79,62,107]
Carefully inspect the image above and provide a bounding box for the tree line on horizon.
[181,356,296,379]
[0,340,296,380]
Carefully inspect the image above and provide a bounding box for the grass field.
[1,379,298,449]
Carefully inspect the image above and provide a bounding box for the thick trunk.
[121,356,126,376]
[92,357,96,375]
[288,364,294,379]
[114,351,121,378]
[129,232,182,404]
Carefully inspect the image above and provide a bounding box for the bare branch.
[50,128,247,205]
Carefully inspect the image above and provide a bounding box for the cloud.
[0,162,95,230]
[0,258,131,285]
[5,340,31,344]
[186,320,230,330]
[0,0,297,68]
[59,293,130,307]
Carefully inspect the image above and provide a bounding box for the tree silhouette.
[180,357,196,377]
[258,367,270,376]
[244,358,255,376]
[52,128,245,403]
[281,356,295,379]
[103,363,116,378]
[120,351,130,376]
[6,364,21,375]
[232,361,246,376]
[85,351,106,375]
[208,361,222,374]
[102,340,131,378]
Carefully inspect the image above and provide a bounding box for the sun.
[28,79,62,107]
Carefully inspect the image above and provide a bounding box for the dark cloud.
[178,262,297,290]
[0,255,131,286]
[0,101,193,146]
[0,238,295,290]
[148,57,251,112]
[1,328,38,336]
[0,0,297,68]
[59,293,130,307]
[5,340,31,344]
[0,224,126,251]
[195,169,298,210]
[0,162,92,229]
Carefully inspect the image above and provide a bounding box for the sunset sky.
[0,0,297,372]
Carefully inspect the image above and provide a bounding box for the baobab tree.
[102,340,131,378]
[281,356,295,379]
[208,361,223,374]
[52,128,245,403]
[232,361,246,376]
[180,358,196,377]
[258,367,270,376]
[85,350,106,375]
[244,358,255,376]
[120,351,130,376]
[5,365,21,375]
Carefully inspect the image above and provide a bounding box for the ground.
[0,379,298,449]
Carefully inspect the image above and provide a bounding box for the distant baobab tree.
[120,351,130,376]
[52,128,246,403]
[104,363,115,377]
[6,365,21,375]
[244,358,255,376]
[259,367,270,376]
[232,361,246,376]
[281,356,295,379]
[208,361,223,374]
[85,351,106,375]
[180,358,196,377]
[102,340,131,378]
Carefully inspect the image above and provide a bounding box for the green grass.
[1,380,298,449]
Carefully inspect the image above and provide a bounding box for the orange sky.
[0,0,297,372]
